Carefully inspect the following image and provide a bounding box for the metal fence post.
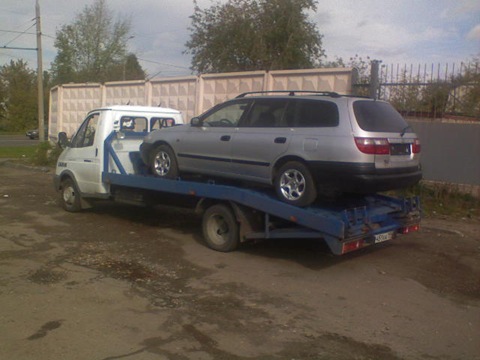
[369,60,382,99]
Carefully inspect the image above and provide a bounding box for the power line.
[2,22,36,48]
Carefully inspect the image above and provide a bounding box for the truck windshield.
[353,100,410,133]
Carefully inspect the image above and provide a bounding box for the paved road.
[0,134,39,147]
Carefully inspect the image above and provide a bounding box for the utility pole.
[36,0,45,142]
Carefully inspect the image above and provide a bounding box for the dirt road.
[0,164,479,360]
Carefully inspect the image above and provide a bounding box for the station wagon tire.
[275,161,317,207]
[150,145,178,179]
[202,204,239,252]
[60,177,82,212]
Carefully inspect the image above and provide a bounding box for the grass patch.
[0,146,37,159]
[393,182,479,219]
[0,142,62,167]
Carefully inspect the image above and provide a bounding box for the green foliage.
[0,60,38,132]
[185,0,325,73]
[51,0,144,84]
[394,182,479,219]
[421,81,451,116]
[31,141,63,166]
[453,56,480,118]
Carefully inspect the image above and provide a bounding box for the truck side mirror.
[58,132,70,149]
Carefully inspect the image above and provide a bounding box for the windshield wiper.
[400,125,411,137]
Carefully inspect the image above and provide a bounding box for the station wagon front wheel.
[275,162,317,207]
[150,145,178,179]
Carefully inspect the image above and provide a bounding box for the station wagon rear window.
[353,101,410,133]
[288,99,339,127]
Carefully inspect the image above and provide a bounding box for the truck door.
[64,112,101,194]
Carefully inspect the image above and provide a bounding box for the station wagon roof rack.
[236,90,342,98]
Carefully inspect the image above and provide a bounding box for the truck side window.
[151,117,175,130]
[120,116,147,133]
[71,113,100,148]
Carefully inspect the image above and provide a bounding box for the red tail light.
[412,139,421,154]
[398,224,420,234]
[355,137,390,155]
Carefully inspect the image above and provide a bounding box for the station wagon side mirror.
[190,117,202,127]
[58,132,70,149]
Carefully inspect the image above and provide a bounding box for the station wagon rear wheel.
[275,162,317,207]
[202,204,239,252]
[150,145,178,179]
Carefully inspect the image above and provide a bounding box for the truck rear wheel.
[60,178,82,212]
[202,204,239,252]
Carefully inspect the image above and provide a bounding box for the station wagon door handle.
[274,137,287,144]
[220,135,231,141]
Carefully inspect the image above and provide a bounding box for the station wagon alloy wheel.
[150,145,178,179]
[153,151,171,176]
[279,169,306,200]
[275,162,317,207]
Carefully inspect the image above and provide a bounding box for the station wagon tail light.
[354,137,390,155]
[412,138,421,154]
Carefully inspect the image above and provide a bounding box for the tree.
[185,0,325,73]
[50,0,144,84]
[0,60,38,132]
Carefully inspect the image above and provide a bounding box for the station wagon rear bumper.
[309,162,422,193]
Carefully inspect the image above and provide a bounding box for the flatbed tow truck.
[55,106,420,255]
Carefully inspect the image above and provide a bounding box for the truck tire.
[274,161,317,207]
[150,144,179,179]
[202,204,239,252]
[59,177,82,212]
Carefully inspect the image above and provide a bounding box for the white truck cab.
[54,105,183,210]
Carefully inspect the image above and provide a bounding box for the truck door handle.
[84,159,92,163]
[220,135,231,141]
[274,137,287,144]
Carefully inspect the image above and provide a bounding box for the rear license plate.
[374,231,394,244]
[390,143,411,155]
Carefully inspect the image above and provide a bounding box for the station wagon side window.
[120,116,148,133]
[71,113,100,148]
[150,117,176,130]
[288,99,339,127]
[201,100,250,127]
[242,99,288,127]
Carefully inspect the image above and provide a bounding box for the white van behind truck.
[54,105,184,211]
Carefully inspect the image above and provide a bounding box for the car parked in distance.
[26,129,40,139]
[141,91,422,207]
[25,128,49,140]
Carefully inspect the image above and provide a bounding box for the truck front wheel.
[202,204,239,252]
[60,177,82,212]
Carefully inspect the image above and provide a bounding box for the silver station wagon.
[140,91,422,206]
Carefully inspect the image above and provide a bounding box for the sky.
[0,0,479,79]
